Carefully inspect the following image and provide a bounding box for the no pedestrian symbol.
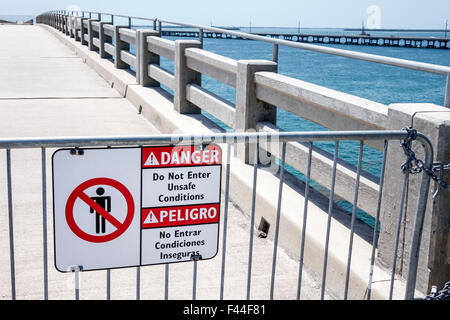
[65,177,135,243]
[52,145,221,272]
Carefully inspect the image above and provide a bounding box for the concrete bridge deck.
[0,25,327,300]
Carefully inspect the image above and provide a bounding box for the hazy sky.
[2,0,450,29]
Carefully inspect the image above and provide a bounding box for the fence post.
[235,60,278,163]
[87,19,99,51]
[72,16,77,39]
[174,40,202,114]
[64,15,70,35]
[58,14,63,31]
[74,17,81,42]
[69,16,75,38]
[56,14,60,31]
[99,22,112,59]
[80,18,88,46]
[114,26,130,69]
[379,103,450,296]
[136,29,161,87]
[445,74,450,108]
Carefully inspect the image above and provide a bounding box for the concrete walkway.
[0,25,327,300]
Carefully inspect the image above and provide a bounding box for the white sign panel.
[52,145,222,272]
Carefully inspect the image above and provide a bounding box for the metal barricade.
[0,130,433,300]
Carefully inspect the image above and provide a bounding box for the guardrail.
[0,130,434,300]
[36,11,387,216]
[34,11,450,295]
[39,10,450,107]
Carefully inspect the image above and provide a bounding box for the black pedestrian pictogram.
[90,187,111,234]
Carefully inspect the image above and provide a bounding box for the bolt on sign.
[52,145,222,272]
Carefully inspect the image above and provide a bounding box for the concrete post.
[64,15,70,35]
[378,103,450,295]
[74,17,81,42]
[72,16,77,39]
[99,22,112,59]
[87,20,99,51]
[445,74,450,108]
[69,16,74,38]
[79,18,88,46]
[136,29,161,87]
[58,14,62,31]
[174,40,203,114]
[235,60,278,163]
[114,26,130,69]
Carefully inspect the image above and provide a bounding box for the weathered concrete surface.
[0,25,327,300]
[379,103,450,294]
[0,25,121,99]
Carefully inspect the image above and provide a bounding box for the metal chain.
[401,129,450,300]
[400,127,450,198]
[423,281,450,300]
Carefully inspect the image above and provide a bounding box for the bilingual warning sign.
[52,145,222,272]
[140,145,222,265]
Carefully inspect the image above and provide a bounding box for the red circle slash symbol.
[65,177,135,243]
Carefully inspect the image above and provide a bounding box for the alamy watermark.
[366,5,381,29]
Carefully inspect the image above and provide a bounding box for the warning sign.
[140,145,222,265]
[52,145,221,272]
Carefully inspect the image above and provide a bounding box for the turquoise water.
[132,27,450,228]
[159,29,449,174]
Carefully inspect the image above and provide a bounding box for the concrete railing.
[36,11,450,295]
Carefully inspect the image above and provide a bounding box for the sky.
[2,0,450,29]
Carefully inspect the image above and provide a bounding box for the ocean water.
[132,27,450,228]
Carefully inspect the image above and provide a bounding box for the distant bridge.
[162,30,450,49]
[0,18,33,25]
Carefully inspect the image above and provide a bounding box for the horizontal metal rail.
[0,130,432,150]
[45,10,450,76]
[43,9,450,107]
[55,10,156,24]
[158,19,450,77]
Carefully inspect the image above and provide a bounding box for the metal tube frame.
[1,130,434,300]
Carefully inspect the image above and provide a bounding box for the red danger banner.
[142,145,221,168]
[142,203,220,228]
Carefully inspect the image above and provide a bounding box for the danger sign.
[52,145,222,272]
[140,145,222,265]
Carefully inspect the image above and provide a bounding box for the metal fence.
[0,130,433,300]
